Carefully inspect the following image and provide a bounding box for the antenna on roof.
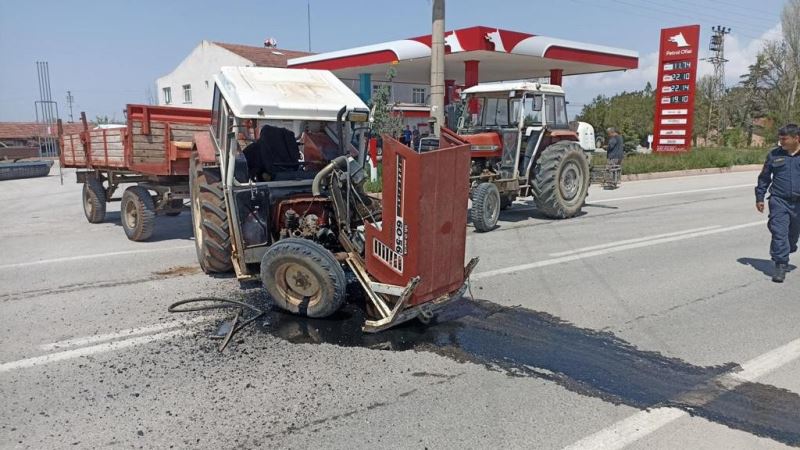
[263,37,277,48]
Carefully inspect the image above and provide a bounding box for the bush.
[593,147,767,175]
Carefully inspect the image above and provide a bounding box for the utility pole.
[66,90,75,123]
[307,1,312,52]
[705,25,731,143]
[430,0,445,136]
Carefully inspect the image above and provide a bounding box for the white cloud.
[564,23,783,118]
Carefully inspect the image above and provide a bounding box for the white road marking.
[472,220,766,280]
[510,183,754,213]
[0,329,190,374]
[0,245,195,270]
[39,317,211,351]
[549,225,721,257]
[563,336,800,450]
[592,183,754,203]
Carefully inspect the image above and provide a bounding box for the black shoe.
[772,263,787,283]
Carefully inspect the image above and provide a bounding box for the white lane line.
[594,184,754,203]
[511,184,754,212]
[39,316,210,351]
[563,336,800,450]
[472,220,766,280]
[0,245,195,270]
[0,328,189,374]
[549,225,721,257]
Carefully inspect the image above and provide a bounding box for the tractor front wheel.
[471,182,501,232]
[532,141,590,219]
[260,238,346,318]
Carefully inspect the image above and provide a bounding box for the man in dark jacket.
[604,127,624,189]
[755,123,800,282]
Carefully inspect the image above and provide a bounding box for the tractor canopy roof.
[462,81,564,96]
[214,66,368,122]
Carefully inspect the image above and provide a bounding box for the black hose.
[168,297,265,352]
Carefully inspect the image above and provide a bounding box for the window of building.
[163,87,171,105]
[412,87,426,104]
[183,84,192,104]
[372,83,392,100]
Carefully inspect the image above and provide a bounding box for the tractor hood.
[214,66,368,121]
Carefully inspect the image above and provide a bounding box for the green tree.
[369,67,403,140]
[576,84,654,153]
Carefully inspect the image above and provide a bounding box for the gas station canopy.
[287,26,639,85]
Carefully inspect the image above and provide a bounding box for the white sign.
[660,129,687,136]
[660,138,686,145]
[662,109,688,115]
[661,118,688,125]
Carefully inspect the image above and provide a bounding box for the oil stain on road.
[255,297,800,447]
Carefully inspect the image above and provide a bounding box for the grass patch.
[592,147,768,175]
[363,162,383,193]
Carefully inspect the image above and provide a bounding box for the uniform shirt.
[607,135,625,161]
[755,146,800,202]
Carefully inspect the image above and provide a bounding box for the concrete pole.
[430,0,445,136]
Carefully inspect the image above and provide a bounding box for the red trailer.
[59,104,211,241]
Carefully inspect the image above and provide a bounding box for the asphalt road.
[1,167,798,449]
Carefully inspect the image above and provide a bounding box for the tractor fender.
[193,131,218,164]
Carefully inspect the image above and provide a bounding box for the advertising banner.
[653,25,700,152]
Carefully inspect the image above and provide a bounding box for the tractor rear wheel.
[121,186,155,241]
[532,141,590,219]
[83,176,106,223]
[260,238,346,318]
[190,152,233,273]
[471,182,501,232]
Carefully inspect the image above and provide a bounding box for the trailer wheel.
[190,152,233,273]
[83,177,106,223]
[532,141,590,219]
[260,238,346,318]
[120,186,155,241]
[470,182,500,232]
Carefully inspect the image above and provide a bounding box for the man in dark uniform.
[755,123,800,283]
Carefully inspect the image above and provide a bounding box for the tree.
[369,67,403,140]
[576,85,654,152]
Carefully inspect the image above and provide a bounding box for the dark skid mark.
[256,297,800,446]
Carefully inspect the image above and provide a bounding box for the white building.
[156,41,312,110]
[157,40,432,132]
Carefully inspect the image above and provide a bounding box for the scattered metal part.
[168,297,265,352]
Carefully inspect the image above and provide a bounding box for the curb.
[621,164,762,182]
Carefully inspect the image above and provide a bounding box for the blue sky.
[0,0,787,122]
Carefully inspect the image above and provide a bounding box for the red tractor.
[190,67,477,332]
[441,81,607,232]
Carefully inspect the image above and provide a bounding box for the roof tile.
[213,42,313,67]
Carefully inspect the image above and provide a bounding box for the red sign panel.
[653,25,700,152]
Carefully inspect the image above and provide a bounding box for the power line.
[608,0,764,39]
[660,0,778,25]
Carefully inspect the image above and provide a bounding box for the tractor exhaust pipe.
[312,155,348,196]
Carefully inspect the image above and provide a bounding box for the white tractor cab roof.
[462,81,564,96]
[214,66,368,121]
